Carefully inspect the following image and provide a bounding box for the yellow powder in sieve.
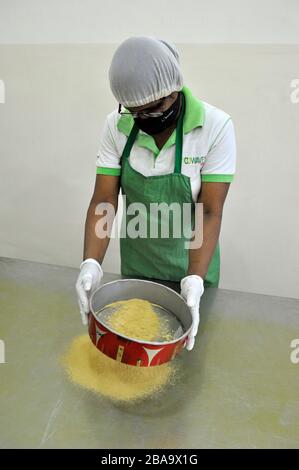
[61,335,177,403]
[104,298,173,342]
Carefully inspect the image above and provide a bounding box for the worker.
[76,36,236,351]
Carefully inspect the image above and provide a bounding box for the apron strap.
[174,91,186,174]
[121,122,139,161]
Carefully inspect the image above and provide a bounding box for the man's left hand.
[180,274,204,351]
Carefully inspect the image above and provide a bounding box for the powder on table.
[104,298,173,342]
[61,335,177,403]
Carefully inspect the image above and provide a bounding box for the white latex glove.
[180,274,204,351]
[76,258,103,326]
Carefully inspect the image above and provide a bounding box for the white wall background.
[0,1,299,299]
[0,0,299,45]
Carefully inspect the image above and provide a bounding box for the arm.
[83,173,120,263]
[187,181,231,278]
[77,112,122,324]
[76,173,120,325]
[180,116,236,350]
[188,116,236,277]
[180,182,230,351]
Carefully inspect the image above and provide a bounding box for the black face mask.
[134,92,182,136]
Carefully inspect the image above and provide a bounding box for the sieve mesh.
[95,299,184,343]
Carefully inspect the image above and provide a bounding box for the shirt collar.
[116,85,205,155]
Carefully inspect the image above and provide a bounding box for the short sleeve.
[201,118,236,183]
[96,115,121,176]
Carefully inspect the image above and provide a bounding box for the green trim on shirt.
[96,167,121,176]
[201,174,234,183]
[116,85,205,157]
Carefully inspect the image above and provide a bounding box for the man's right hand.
[76,258,103,325]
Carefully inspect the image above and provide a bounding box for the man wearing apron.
[76,37,236,351]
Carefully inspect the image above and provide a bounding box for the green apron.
[119,93,220,288]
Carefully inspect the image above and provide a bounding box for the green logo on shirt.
[184,156,206,165]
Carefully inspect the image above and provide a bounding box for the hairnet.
[108,36,184,108]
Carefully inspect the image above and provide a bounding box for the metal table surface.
[0,256,298,449]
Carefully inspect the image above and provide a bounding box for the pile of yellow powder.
[62,335,177,403]
[104,298,173,342]
[61,297,179,402]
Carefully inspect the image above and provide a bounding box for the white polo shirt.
[96,85,236,202]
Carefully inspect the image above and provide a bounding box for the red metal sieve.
[88,279,192,367]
